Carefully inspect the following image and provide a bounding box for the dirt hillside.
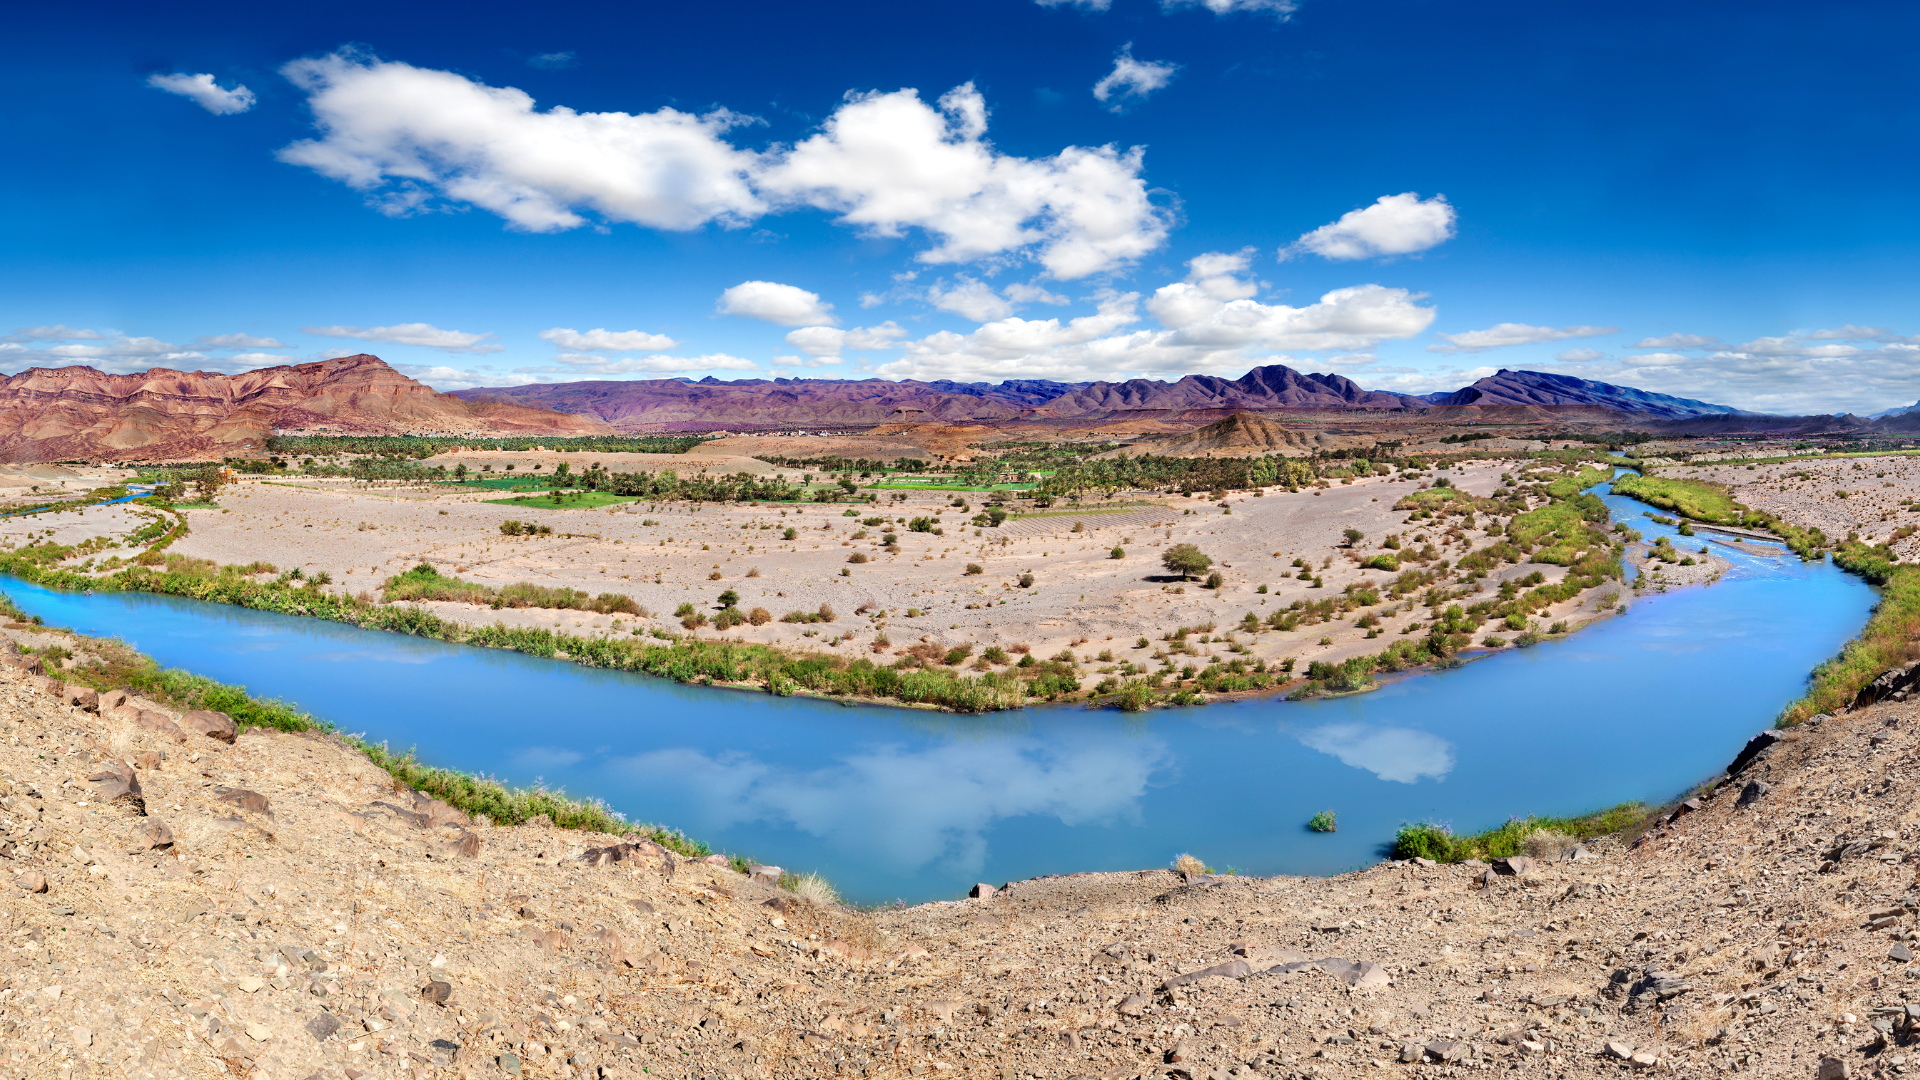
[1,632,1910,1080]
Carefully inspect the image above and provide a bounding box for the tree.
[1161,543,1213,579]
[717,589,739,608]
[191,465,224,504]
[1342,528,1364,547]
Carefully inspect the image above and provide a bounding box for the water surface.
[0,481,1875,904]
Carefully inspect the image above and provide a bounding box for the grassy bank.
[1391,802,1652,863]
[1778,538,1920,726]
[2,603,713,855]
[1609,472,1832,559]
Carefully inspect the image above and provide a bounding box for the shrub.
[1392,821,1459,861]
[674,602,696,617]
[782,527,797,540]
[1307,810,1337,833]
[1204,571,1224,590]
[743,606,771,626]
[1110,546,1125,559]
[1135,637,1150,649]
[1365,554,1399,572]
[717,589,739,608]
[816,603,836,622]
[943,644,973,665]
[964,563,983,575]
[981,645,1008,663]
[708,571,723,580]
[1018,573,1034,588]
[908,517,937,533]
[1172,853,1209,875]
[848,552,868,564]
[713,607,746,629]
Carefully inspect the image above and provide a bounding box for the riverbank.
[4,618,1913,1079]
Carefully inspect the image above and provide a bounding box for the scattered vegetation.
[1391,803,1651,862]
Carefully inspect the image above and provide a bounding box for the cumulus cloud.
[3,325,108,342]
[1427,322,1616,355]
[526,52,577,70]
[196,333,289,348]
[927,277,1015,322]
[1092,45,1178,112]
[1296,724,1454,784]
[718,281,837,327]
[1163,0,1299,15]
[1804,324,1891,341]
[1631,332,1718,349]
[0,329,226,374]
[1554,347,1608,363]
[531,352,757,375]
[303,322,503,354]
[1289,192,1456,261]
[147,72,256,115]
[388,363,533,391]
[538,327,677,352]
[783,323,907,357]
[278,53,1168,279]
[1004,282,1070,306]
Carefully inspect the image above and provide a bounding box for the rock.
[99,688,130,710]
[87,762,144,811]
[70,1025,92,1048]
[1818,1058,1849,1080]
[236,977,265,994]
[245,1022,272,1042]
[1737,779,1772,808]
[1727,730,1784,776]
[1424,1039,1466,1062]
[1160,959,1252,990]
[1116,993,1147,1018]
[1569,845,1598,860]
[578,840,671,869]
[1855,664,1920,709]
[17,871,47,893]
[306,1013,342,1041]
[63,686,98,712]
[1893,943,1914,963]
[1491,856,1534,876]
[968,882,996,899]
[747,865,782,886]
[420,979,452,1005]
[1603,1040,1636,1060]
[497,1053,522,1076]
[214,787,271,815]
[180,709,236,744]
[1628,1049,1659,1068]
[1342,961,1391,990]
[134,710,187,743]
[694,854,730,867]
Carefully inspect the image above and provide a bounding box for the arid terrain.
[118,455,1641,680]
[2,615,1915,1080]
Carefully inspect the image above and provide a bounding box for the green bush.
[1307,810,1337,833]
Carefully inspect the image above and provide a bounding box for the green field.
[483,490,638,510]
[1609,473,1744,524]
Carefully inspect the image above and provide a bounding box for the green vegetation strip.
[0,592,711,856]
[1391,803,1653,863]
[1608,472,1831,559]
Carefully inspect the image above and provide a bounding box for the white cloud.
[304,321,503,354]
[1035,0,1112,8]
[147,72,256,115]
[1804,324,1891,341]
[538,327,677,352]
[1296,723,1454,784]
[1631,332,1718,349]
[1288,192,1456,261]
[1554,347,1609,363]
[1163,0,1299,16]
[927,277,1015,322]
[3,325,108,342]
[389,363,533,391]
[533,353,757,375]
[1004,282,1070,305]
[1092,45,1179,112]
[279,53,1168,279]
[225,352,296,365]
[196,333,289,348]
[1427,322,1616,354]
[527,52,577,70]
[718,281,837,327]
[783,322,907,357]
[769,354,846,370]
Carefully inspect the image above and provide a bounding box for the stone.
[245,1022,272,1042]
[87,762,144,811]
[421,980,452,1006]
[64,686,98,712]
[1424,1040,1466,1062]
[1727,730,1783,776]
[1115,994,1147,1018]
[16,871,47,893]
[134,710,187,743]
[1603,1040,1636,1060]
[1629,1050,1660,1068]
[1160,959,1252,990]
[306,1013,342,1041]
[497,1053,522,1076]
[1893,943,1914,963]
[968,882,996,899]
[236,977,265,994]
[694,854,730,867]
[578,840,670,869]
[1399,1042,1422,1063]
[747,865,783,886]
[100,688,131,710]
[1818,1057,1850,1080]
[214,787,271,815]
[1491,856,1534,876]
[180,709,236,744]
[1737,779,1772,808]
[71,1026,92,1048]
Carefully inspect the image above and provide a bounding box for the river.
[0,479,1876,904]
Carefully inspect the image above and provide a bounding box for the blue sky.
[5,0,1919,414]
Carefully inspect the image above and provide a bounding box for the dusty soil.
[1692,455,1920,558]
[1,618,1912,1080]
[153,460,1624,678]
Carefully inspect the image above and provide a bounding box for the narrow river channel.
[0,480,1877,904]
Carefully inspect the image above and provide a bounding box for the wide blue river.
[0,481,1876,904]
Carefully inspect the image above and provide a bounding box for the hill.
[1424,369,1746,419]
[1136,412,1377,457]
[0,355,601,462]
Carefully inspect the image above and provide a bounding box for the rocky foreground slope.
[2,638,1915,1079]
[0,356,601,462]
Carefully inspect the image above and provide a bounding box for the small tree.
[191,465,224,504]
[717,589,739,608]
[1161,543,1213,580]
[1342,527,1364,547]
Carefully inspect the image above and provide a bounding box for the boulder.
[180,710,236,744]
[1855,663,1920,708]
[63,685,98,712]
[1736,779,1772,808]
[134,710,187,743]
[1491,856,1534,876]
[214,787,271,815]
[747,865,783,886]
[1726,730,1782,777]
[968,883,996,899]
[87,763,144,812]
[15,871,47,893]
[579,841,672,870]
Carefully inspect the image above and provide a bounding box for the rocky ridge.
[3,631,1919,1080]
[0,356,601,463]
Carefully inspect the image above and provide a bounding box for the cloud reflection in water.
[614,731,1173,874]
[1297,723,1454,783]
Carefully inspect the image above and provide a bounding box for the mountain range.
[0,355,599,462]
[450,366,1749,430]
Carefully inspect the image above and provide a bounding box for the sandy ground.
[5,624,1918,1080]
[154,460,1624,674]
[1691,454,1920,560]
[0,502,157,548]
